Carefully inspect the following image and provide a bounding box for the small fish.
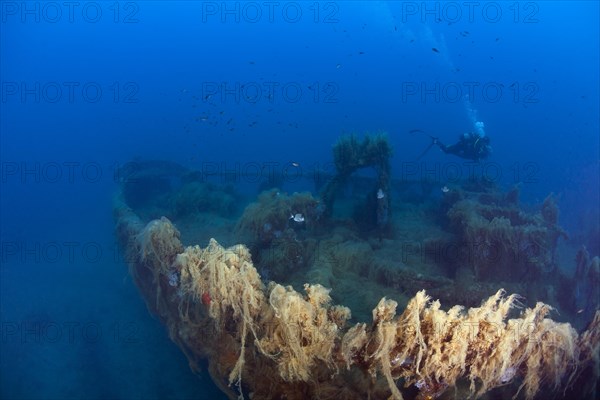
[290,213,305,223]
[291,162,300,167]
[336,64,341,69]
[432,47,439,53]
[391,354,413,367]
[441,186,450,193]
[577,309,584,314]
[377,189,385,199]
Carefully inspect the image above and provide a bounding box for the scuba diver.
[412,130,492,161]
[435,132,492,161]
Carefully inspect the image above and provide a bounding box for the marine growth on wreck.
[114,134,600,400]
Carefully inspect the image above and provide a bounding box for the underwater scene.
[1,1,599,399]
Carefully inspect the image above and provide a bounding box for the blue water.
[1,2,598,399]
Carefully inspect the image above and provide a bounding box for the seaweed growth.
[446,193,568,282]
[116,160,240,221]
[235,190,324,281]
[115,204,600,400]
[236,189,322,245]
[321,133,392,233]
[169,181,238,218]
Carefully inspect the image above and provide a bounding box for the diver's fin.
[410,129,438,140]
[415,138,438,161]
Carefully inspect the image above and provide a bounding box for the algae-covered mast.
[321,132,393,234]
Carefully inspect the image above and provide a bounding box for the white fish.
[377,189,385,199]
[290,213,304,223]
[441,186,450,193]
